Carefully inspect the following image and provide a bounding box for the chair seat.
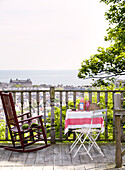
[73,127,101,133]
[11,124,42,133]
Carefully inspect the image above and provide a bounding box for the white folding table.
[65,109,107,159]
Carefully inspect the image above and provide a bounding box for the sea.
[0,70,92,86]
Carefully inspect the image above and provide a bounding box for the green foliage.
[47,99,80,139]
[54,98,59,103]
[22,124,29,130]
[30,123,38,128]
[32,85,39,87]
[0,120,5,139]
[78,0,125,86]
[32,100,37,108]
[47,106,66,138]
[13,84,22,88]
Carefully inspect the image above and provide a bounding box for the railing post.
[113,92,116,141]
[21,92,23,116]
[29,92,32,117]
[114,93,122,168]
[65,91,68,140]
[50,86,55,144]
[43,92,47,135]
[105,92,108,140]
[60,91,62,141]
[66,91,68,111]
[73,92,76,109]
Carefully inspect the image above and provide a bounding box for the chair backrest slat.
[1,93,18,126]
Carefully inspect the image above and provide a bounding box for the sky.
[0,0,109,70]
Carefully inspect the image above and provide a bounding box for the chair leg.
[39,118,48,145]
[72,131,105,160]
[69,133,84,153]
[89,134,104,156]
[10,131,16,147]
[87,132,105,157]
[73,132,93,160]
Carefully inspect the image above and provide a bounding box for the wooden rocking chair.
[0,92,50,152]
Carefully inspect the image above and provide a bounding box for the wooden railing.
[0,87,125,144]
[114,93,125,168]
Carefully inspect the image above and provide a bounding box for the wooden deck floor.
[0,143,125,170]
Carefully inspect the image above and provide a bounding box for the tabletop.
[65,109,107,134]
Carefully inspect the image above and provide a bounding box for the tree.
[78,0,125,86]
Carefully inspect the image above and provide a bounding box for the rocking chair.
[0,92,50,152]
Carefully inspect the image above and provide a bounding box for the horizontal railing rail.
[0,88,125,144]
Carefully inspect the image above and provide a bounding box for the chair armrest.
[17,112,30,118]
[19,115,43,123]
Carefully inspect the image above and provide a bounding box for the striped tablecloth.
[65,109,106,134]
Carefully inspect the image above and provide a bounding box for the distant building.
[9,79,32,87]
[0,82,8,89]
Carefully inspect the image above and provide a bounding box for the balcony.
[1,87,125,143]
[0,87,125,169]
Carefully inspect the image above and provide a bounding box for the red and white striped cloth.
[65,109,105,134]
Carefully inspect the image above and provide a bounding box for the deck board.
[0,143,125,169]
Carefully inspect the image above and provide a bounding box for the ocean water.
[0,70,91,86]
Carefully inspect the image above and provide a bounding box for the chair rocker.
[0,92,50,152]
